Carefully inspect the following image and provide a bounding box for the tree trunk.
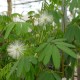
[77,59,80,80]
[7,0,12,16]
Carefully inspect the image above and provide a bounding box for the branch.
[13,0,43,5]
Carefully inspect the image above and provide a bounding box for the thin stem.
[62,0,67,32]
[61,0,67,77]
[61,52,64,77]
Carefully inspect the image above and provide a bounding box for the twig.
[13,0,43,5]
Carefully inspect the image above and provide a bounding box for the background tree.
[7,0,12,16]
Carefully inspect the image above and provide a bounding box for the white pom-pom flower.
[7,41,25,59]
[39,12,53,25]
[28,27,32,32]
[34,19,39,26]
[62,77,66,80]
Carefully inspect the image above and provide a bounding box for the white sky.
[0,0,42,14]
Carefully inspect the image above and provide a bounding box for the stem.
[62,0,67,32]
[61,52,64,77]
[77,58,80,80]
[39,30,44,43]
[61,0,67,77]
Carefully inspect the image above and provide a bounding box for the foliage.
[0,0,80,80]
[36,38,76,69]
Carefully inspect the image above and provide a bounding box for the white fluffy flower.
[7,41,25,59]
[28,27,32,32]
[52,22,56,26]
[34,19,39,26]
[39,12,53,25]
[62,77,66,80]
[13,16,24,22]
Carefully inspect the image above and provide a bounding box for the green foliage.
[0,63,12,80]
[65,23,80,43]
[65,66,73,79]
[36,38,76,69]
[4,22,32,39]
[52,45,60,69]
[69,0,80,12]
[0,0,79,79]
[7,55,37,80]
[37,71,61,80]
[4,22,15,39]
[11,13,22,18]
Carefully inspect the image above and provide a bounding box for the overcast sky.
[0,0,42,14]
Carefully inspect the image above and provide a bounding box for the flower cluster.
[7,41,25,59]
[34,12,53,26]
[39,12,53,25]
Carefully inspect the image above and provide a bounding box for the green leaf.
[11,13,22,17]
[29,56,37,64]
[4,22,15,39]
[69,0,77,12]
[56,44,77,58]
[24,60,31,73]
[53,72,61,80]
[43,44,52,65]
[0,25,4,31]
[78,0,80,8]
[38,43,49,62]
[15,22,22,35]
[65,24,80,43]
[17,58,24,77]
[64,25,75,42]
[52,38,66,42]
[74,26,80,43]
[28,11,35,16]
[38,51,45,62]
[0,63,12,79]
[53,11,61,26]
[7,56,36,79]
[37,71,55,80]
[36,43,47,52]
[6,61,19,79]
[47,37,54,42]
[65,66,73,79]
[55,42,75,48]
[22,22,31,33]
[52,45,60,69]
